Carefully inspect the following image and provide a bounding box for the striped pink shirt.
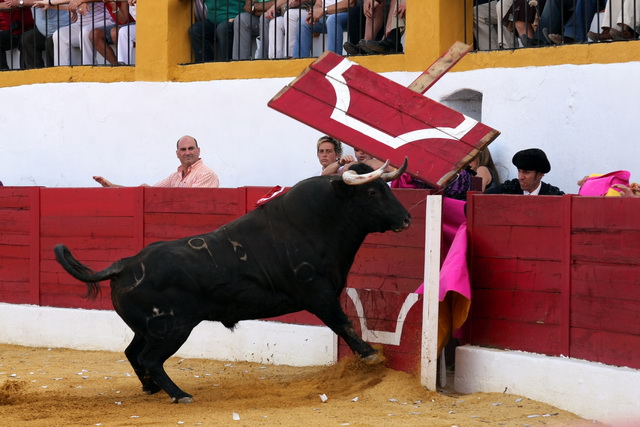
[154,159,219,188]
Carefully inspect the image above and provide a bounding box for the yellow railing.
[1,0,639,89]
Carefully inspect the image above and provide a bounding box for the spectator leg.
[284,8,309,58]
[232,13,259,60]
[215,20,234,61]
[326,12,349,54]
[256,14,271,59]
[188,19,216,63]
[52,24,81,66]
[44,35,56,67]
[20,29,47,69]
[295,16,324,58]
[81,25,99,65]
[563,0,601,41]
[117,24,136,65]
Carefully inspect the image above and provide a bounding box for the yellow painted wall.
[1,0,639,89]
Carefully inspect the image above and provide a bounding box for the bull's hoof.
[361,352,386,365]
[143,385,162,395]
[171,395,194,404]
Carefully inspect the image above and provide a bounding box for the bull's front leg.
[305,293,385,365]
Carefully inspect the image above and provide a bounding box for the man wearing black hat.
[484,148,564,195]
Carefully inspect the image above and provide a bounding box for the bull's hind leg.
[138,329,194,403]
[124,333,161,395]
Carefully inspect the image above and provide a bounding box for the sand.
[0,344,597,426]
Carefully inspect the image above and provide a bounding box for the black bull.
[54,160,412,403]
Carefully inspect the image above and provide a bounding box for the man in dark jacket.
[484,148,564,195]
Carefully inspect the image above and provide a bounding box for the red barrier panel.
[467,193,640,369]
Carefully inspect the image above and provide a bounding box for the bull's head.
[333,158,411,233]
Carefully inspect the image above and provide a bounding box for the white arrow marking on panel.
[325,58,478,150]
[346,288,420,346]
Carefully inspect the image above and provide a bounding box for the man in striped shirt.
[93,135,220,188]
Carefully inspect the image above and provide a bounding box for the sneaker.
[362,37,403,54]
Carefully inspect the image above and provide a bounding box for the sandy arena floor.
[0,344,598,426]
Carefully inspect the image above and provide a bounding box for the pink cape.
[414,197,469,300]
[578,171,630,197]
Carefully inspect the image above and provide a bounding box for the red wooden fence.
[0,186,428,373]
[467,193,640,370]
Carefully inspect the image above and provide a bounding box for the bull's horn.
[342,160,389,186]
[381,157,408,182]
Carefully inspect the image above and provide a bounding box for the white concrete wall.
[0,303,337,366]
[455,345,640,425]
[2,61,639,192]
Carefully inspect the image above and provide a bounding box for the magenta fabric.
[414,197,468,298]
[438,222,471,301]
[578,171,631,196]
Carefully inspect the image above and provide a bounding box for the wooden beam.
[408,41,472,94]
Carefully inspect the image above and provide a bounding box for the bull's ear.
[331,178,354,197]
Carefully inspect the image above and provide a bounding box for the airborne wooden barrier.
[466,193,640,370]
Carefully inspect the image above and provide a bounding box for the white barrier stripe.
[324,58,479,149]
[346,288,420,346]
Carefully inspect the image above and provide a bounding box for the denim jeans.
[293,12,349,58]
[563,0,604,41]
[534,0,575,42]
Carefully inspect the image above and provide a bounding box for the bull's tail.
[53,244,123,299]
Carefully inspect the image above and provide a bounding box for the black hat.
[512,148,551,173]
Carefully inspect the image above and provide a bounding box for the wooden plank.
[0,187,34,208]
[560,194,572,357]
[346,274,422,294]
[41,216,135,238]
[471,195,564,227]
[470,225,564,260]
[571,294,640,335]
[0,209,30,233]
[0,285,31,305]
[264,311,324,327]
[572,263,640,301]
[469,318,563,356]
[351,246,424,279]
[471,289,561,324]
[572,229,640,265]
[470,257,563,292]
[0,244,30,259]
[40,236,139,254]
[28,186,40,305]
[143,213,238,241]
[572,197,640,229]
[362,225,425,247]
[422,195,441,390]
[408,41,472,94]
[392,189,431,220]
[145,187,245,215]
[0,258,30,282]
[40,188,138,216]
[570,328,640,370]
